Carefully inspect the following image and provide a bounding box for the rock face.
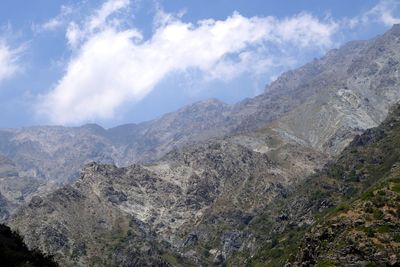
[11,169,173,267]
[0,193,10,221]
[12,138,316,266]
[2,25,400,184]
[7,25,400,266]
[0,154,56,219]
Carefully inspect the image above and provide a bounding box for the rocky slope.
[0,155,57,219]
[292,104,400,266]
[11,159,185,266]
[11,137,322,266]
[226,103,400,266]
[2,25,400,186]
[295,174,400,266]
[7,24,400,267]
[10,101,400,266]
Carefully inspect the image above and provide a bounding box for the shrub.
[364,227,375,237]
[392,184,400,194]
[373,209,384,220]
[335,203,350,213]
[377,224,390,233]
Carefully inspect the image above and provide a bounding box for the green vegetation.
[318,259,338,267]
[335,203,350,213]
[392,183,400,193]
[372,208,384,219]
[377,224,390,233]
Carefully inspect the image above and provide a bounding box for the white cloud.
[0,39,23,83]
[66,0,130,48]
[349,0,400,27]
[87,0,130,31]
[33,5,74,33]
[42,18,63,31]
[38,1,338,125]
[369,0,400,26]
[66,22,81,47]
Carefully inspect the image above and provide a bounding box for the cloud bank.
[38,0,339,124]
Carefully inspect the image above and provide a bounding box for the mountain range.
[1,24,400,266]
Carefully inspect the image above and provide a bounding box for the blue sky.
[0,0,399,128]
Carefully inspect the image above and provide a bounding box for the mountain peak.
[186,98,227,109]
[79,123,105,134]
[386,23,400,36]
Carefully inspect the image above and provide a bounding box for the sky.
[0,0,399,128]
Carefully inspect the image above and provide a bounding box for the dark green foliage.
[317,259,338,267]
[335,203,350,213]
[365,262,385,267]
[364,202,374,213]
[392,183,400,193]
[377,190,386,196]
[361,190,374,200]
[347,170,359,182]
[0,224,57,267]
[363,227,375,237]
[373,209,384,220]
[393,234,400,242]
[376,224,390,233]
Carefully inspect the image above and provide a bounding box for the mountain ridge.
[5,24,400,266]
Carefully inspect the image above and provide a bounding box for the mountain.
[10,140,297,266]
[0,154,57,220]
[228,103,400,266]
[2,26,400,222]
[295,174,400,266]
[7,25,400,266]
[2,24,400,223]
[291,104,400,266]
